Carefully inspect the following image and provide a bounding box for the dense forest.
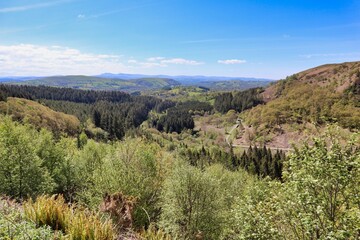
[0,74,359,239]
[214,88,264,113]
[180,145,284,180]
[151,100,213,133]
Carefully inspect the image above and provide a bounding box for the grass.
[138,223,172,240]
[0,198,62,239]
[24,195,115,240]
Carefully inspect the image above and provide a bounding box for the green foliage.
[229,131,360,240]
[180,144,285,179]
[280,131,360,239]
[0,94,358,240]
[160,162,224,239]
[0,116,82,201]
[155,109,194,133]
[151,100,212,133]
[0,116,54,200]
[77,139,170,229]
[230,180,283,240]
[160,162,250,239]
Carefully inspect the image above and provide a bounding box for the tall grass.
[24,195,115,240]
[138,223,172,240]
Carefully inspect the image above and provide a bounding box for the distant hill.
[238,61,360,147]
[97,73,273,85]
[0,76,41,82]
[197,80,270,91]
[4,75,181,92]
[2,74,273,91]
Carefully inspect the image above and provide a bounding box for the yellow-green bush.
[24,195,115,240]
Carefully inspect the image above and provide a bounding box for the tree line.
[180,144,285,180]
[214,88,264,113]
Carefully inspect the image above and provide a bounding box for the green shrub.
[160,162,219,239]
[0,116,54,200]
[77,138,172,229]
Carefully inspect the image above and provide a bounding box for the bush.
[159,163,249,239]
[77,139,171,229]
[0,116,54,200]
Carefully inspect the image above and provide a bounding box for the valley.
[1,1,359,239]
[0,61,359,240]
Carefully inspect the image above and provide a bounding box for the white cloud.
[0,44,205,76]
[217,59,247,64]
[128,57,204,68]
[77,14,86,19]
[0,0,73,13]
[147,57,165,62]
[0,44,129,76]
[160,58,203,65]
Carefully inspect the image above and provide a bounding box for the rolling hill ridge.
[237,61,360,148]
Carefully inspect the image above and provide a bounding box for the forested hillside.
[232,62,360,147]
[0,84,214,139]
[0,62,359,239]
[245,61,360,129]
[0,97,80,135]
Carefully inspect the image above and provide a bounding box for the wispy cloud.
[161,58,204,65]
[181,38,230,44]
[77,1,158,20]
[0,0,74,13]
[127,57,204,68]
[77,14,85,19]
[147,57,165,62]
[218,59,247,64]
[181,35,296,44]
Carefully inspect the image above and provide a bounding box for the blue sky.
[0,0,359,78]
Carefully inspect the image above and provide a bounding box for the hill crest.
[262,61,360,102]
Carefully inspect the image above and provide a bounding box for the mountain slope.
[262,61,360,102]
[237,61,360,147]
